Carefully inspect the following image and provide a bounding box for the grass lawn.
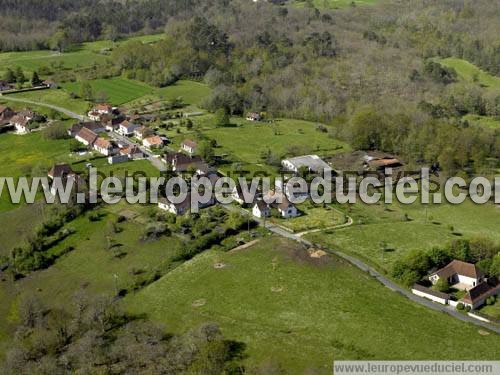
[273,201,347,233]
[307,198,500,273]
[0,202,183,357]
[198,117,349,169]
[437,58,500,90]
[124,237,500,372]
[0,34,166,76]
[0,202,46,256]
[61,77,154,106]
[480,300,500,321]
[124,80,211,109]
[0,132,73,212]
[5,88,91,114]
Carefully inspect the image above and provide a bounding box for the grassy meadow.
[124,237,500,372]
[61,77,154,106]
[5,89,91,114]
[0,34,165,76]
[438,57,500,90]
[307,198,500,273]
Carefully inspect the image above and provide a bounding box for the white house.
[75,127,98,147]
[429,260,485,290]
[120,145,144,160]
[252,200,271,218]
[181,139,197,155]
[10,115,32,134]
[143,135,163,149]
[134,126,153,140]
[93,137,116,156]
[117,120,138,136]
[158,196,191,215]
[263,191,300,219]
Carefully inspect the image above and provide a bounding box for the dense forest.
[1,0,499,175]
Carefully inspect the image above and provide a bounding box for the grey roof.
[282,155,330,173]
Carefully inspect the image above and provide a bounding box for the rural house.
[94,137,117,156]
[0,80,14,91]
[158,196,191,215]
[164,152,206,173]
[134,126,153,140]
[252,200,271,218]
[461,278,499,310]
[75,127,99,147]
[117,120,138,136]
[281,155,331,174]
[246,112,262,122]
[430,260,485,290]
[263,191,299,218]
[120,145,144,160]
[181,139,197,155]
[0,106,14,128]
[68,122,105,137]
[143,135,163,149]
[10,114,33,134]
[48,163,75,180]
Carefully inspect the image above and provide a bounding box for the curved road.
[223,204,500,334]
[4,95,498,333]
[0,95,87,121]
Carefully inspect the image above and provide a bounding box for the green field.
[124,237,500,372]
[307,198,500,273]
[124,79,211,109]
[62,77,154,106]
[5,88,90,114]
[201,118,349,169]
[0,34,165,76]
[0,132,72,212]
[437,58,500,90]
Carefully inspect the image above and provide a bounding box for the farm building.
[75,127,99,147]
[282,155,331,174]
[430,260,485,290]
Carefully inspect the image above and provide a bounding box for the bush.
[464,306,471,313]
[456,303,465,311]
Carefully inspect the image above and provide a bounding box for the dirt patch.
[192,299,207,308]
[213,263,227,270]
[271,286,284,293]
[308,249,327,258]
[229,239,260,254]
[478,330,490,336]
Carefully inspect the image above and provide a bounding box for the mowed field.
[124,237,500,372]
[124,79,211,109]
[5,88,90,114]
[0,132,72,212]
[0,34,165,76]
[202,118,349,167]
[307,198,500,273]
[61,77,154,106]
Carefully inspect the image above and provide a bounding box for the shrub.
[456,303,465,311]
[464,306,471,313]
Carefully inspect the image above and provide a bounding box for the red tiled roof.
[144,135,163,146]
[94,137,112,149]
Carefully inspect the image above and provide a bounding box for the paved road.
[223,204,500,334]
[111,132,167,172]
[0,95,87,121]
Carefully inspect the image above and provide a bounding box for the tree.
[214,108,230,127]
[434,278,449,293]
[198,141,214,162]
[3,68,16,83]
[79,81,94,102]
[31,71,42,87]
[50,30,69,52]
[15,67,26,89]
